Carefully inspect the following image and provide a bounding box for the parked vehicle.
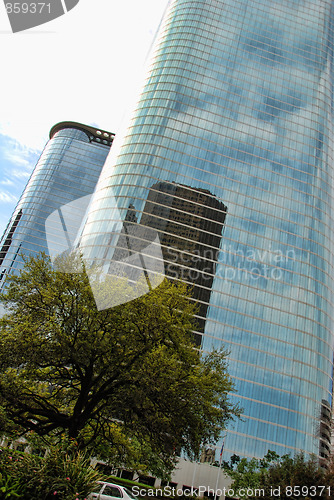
[88,481,138,500]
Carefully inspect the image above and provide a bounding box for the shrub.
[0,471,24,499]
[35,447,100,499]
[0,446,100,499]
[0,448,41,496]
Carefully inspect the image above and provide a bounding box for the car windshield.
[92,483,103,493]
[124,487,139,499]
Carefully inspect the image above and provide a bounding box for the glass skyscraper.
[0,122,113,285]
[80,0,334,461]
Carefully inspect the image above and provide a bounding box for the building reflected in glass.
[80,0,334,461]
[106,182,227,345]
[141,182,227,345]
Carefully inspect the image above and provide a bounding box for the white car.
[88,482,139,500]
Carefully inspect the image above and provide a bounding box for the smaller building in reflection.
[110,182,227,345]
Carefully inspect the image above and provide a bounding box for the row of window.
[121,128,333,204]
[133,97,332,172]
[111,157,334,257]
[153,34,329,84]
[88,177,334,274]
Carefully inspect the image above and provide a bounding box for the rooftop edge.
[49,121,115,144]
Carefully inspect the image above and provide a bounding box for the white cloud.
[0,191,18,203]
[0,179,14,186]
[10,169,32,180]
[0,137,38,185]
[3,150,32,168]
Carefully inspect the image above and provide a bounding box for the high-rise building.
[80,0,334,461]
[0,122,113,286]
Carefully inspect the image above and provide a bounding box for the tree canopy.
[0,253,240,477]
[223,450,332,500]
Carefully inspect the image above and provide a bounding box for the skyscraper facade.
[80,0,334,461]
[0,122,113,285]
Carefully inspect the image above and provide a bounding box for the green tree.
[261,453,327,500]
[224,451,329,500]
[222,452,279,498]
[0,253,240,477]
[323,456,334,500]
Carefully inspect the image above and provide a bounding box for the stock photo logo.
[45,194,165,311]
[4,0,80,33]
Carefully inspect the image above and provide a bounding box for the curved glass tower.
[81,0,334,460]
[0,122,113,285]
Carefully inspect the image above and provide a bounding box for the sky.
[0,0,169,236]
